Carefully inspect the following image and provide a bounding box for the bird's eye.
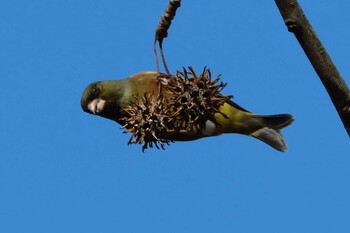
[91,87,99,96]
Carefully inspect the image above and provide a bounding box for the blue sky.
[1,1,349,232]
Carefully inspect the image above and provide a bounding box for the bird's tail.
[250,114,294,152]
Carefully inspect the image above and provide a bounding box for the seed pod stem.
[154,0,181,74]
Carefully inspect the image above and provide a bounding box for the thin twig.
[154,0,181,74]
[275,0,350,137]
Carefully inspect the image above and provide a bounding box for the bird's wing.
[226,99,251,113]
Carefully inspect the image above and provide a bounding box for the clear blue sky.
[1,1,349,232]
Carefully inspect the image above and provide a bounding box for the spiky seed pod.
[121,93,173,152]
[121,67,232,151]
[158,67,232,132]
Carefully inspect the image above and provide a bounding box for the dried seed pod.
[121,93,173,152]
[121,67,232,151]
[159,67,232,131]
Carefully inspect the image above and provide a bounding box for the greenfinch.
[81,71,293,151]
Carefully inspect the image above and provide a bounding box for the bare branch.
[274,0,350,136]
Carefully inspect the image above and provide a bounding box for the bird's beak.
[87,99,106,115]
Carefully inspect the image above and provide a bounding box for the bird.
[81,71,294,152]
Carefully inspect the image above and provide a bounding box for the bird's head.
[81,80,125,122]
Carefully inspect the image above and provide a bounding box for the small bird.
[81,71,293,151]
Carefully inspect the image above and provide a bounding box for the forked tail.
[251,114,294,152]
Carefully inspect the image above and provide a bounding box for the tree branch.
[274,0,350,137]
